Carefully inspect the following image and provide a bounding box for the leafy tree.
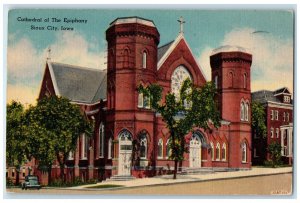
[251,101,267,138]
[140,80,220,179]
[6,101,26,185]
[267,141,282,167]
[24,96,93,183]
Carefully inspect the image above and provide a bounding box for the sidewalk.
[68,167,292,190]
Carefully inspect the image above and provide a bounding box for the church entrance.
[189,133,201,168]
[118,130,132,176]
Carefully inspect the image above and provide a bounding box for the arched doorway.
[118,130,132,175]
[189,133,202,168]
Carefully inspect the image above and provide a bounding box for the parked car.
[21,175,41,190]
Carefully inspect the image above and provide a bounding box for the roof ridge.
[91,74,107,103]
[50,61,106,72]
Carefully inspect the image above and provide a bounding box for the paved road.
[6,173,292,196]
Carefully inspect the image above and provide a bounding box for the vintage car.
[21,175,41,190]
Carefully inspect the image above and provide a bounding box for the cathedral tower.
[105,17,160,176]
[210,46,252,168]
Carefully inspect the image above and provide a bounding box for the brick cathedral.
[35,16,253,184]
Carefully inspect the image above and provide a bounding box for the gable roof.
[47,61,106,104]
[157,33,207,81]
[273,87,291,96]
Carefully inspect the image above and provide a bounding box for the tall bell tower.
[210,46,252,168]
[105,17,160,175]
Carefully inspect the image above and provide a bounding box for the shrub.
[6,177,14,187]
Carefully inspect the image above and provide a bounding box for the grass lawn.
[86,184,124,189]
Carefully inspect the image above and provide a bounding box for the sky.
[6,9,294,105]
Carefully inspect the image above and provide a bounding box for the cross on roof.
[177,16,185,34]
[47,46,51,61]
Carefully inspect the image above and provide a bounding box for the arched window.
[242,142,247,163]
[157,139,163,159]
[108,138,112,159]
[123,49,129,68]
[166,139,172,158]
[245,102,249,121]
[140,136,147,159]
[214,75,218,89]
[240,102,245,121]
[210,142,214,161]
[216,142,220,161]
[222,143,226,161]
[142,51,147,69]
[243,73,247,89]
[229,72,233,87]
[99,123,105,158]
[138,92,143,108]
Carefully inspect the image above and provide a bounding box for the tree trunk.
[16,169,20,186]
[48,166,52,185]
[173,160,178,179]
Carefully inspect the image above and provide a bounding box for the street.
[6,173,292,196]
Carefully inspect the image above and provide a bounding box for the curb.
[41,171,293,192]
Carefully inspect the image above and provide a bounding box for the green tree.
[267,141,282,167]
[140,80,220,179]
[251,101,267,138]
[24,96,93,183]
[6,101,26,186]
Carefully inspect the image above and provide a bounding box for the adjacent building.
[252,87,293,165]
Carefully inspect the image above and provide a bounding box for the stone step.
[109,175,136,181]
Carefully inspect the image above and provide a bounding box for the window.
[140,137,147,159]
[138,93,143,108]
[276,128,279,138]
[271,110,274,120]
[245,103,249,121]
[123,49,129,68]
[210,143,214,161]
[12,169,15,177]
[143,95,150,109]
[108,138,112,159]
[68,151,74,160]
[142,51,147,69]
[221,143,226,161]
[284,96,290,103]
[270,128,274,138]
[81,133,88,159]
[216,143,220,161]
[240,102,245,121]
[287,112,289,122]
[243,73,247,89]
[166,139,171,158]
[138,92,150,109]
[99,123,105,158]
[275,110,279,120]
[283,112,286,121]
[157,139,163,159]
[242,142,247,163]
[214,75,218,89]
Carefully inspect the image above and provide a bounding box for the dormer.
[273,87,292,104]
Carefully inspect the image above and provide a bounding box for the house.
[252,87,293,165]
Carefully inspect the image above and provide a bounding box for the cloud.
[7,31,107,105]
[198,28,294,92]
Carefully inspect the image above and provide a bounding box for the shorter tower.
[210,46,252,168]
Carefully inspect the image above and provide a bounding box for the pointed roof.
[273,87,291,96]
[47,61,107,104]
[157,33,207,81]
